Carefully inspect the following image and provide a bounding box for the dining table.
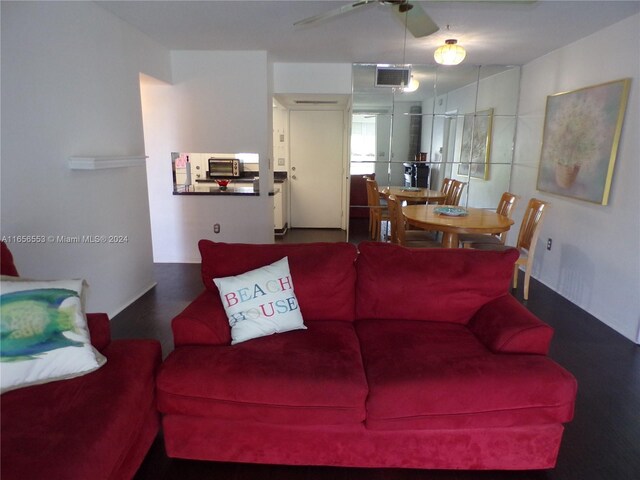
[403,204,515,248]
[381,186,447,205]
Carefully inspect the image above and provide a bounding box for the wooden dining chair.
[473,198,549,300]
[388,195,441,248]
[459,192,520,247]
[444,180,466,206]
[366,178,390,241]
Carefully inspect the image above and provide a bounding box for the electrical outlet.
[213,223,221,234]
[547,238,552,250]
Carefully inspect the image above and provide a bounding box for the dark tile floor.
[111,223,640,480]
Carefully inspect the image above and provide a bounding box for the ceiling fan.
[295,0,535,39]
[295,1,439,38]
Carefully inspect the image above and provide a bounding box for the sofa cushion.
[199,240,358,323]
[213,257,306,344]
[157,320,368,425]
[356,241,519,324]
[356,319,577,430]
[0,339,161,480]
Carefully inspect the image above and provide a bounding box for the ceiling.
[97,1,639,66]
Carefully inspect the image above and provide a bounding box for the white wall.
[1,2,171,317]
[273,63,352,94]
[140,75,180,262]
[513,13,640,342]
[273,98,289,172]
[143,51,274,263]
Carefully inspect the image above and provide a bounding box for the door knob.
[292,175,297,180]
[291,166,296,171]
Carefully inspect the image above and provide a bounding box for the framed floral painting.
[458,108,493,180]
[536,78,630,205]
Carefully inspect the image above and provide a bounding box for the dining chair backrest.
[441,178,454,197]
[513,197,549,300]
[387,194,402,244]
[496,192,520,243]
[517,198,549,253]
[365,178,382,208]
[366,178,390,241]
[445,180,466,206]
[497,192,520,217]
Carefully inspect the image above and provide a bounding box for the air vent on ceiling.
[294,100,339,105]
[375,66,410,87]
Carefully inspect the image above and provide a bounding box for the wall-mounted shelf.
[68,155,148,170]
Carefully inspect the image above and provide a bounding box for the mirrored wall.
[350,63,521,222]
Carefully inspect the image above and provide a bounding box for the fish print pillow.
[1,279,106,393]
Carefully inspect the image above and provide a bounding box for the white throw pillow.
[213,257,306,345]
[0,279,106,393]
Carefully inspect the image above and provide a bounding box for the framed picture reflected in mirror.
[458,108,493,180]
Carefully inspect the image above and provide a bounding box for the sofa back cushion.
[356,242,519,324]
[199,240,358,323]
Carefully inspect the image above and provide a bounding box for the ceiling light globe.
[402,76,420,93]
[434,39,466,66]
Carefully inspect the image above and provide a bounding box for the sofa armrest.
[1,241,19,276]
[468,295,553,355]
[172,290,231,347]
[87,313,111,352]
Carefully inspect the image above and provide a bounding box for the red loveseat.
[156,240,577,470]
[0,242,162,480]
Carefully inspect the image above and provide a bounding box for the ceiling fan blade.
[392,2,439,38]
[294,1,377,27]
[435,0,535,2]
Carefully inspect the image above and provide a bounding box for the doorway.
[289,110,345,228]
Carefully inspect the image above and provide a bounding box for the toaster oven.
[208,158,243,178]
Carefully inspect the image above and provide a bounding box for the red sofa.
[157,240,577,470]
[0,242,162,480]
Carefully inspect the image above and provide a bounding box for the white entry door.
[289,110,344,228]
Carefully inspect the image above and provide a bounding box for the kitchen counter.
[173,172,286,196]
[194,173,287,184]
[173,173,286,196]
[174,185,279,196]
[174,184,254,196]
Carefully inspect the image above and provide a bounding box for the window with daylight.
[350,115,376,175]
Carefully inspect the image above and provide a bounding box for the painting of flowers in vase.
[536,78,630,205]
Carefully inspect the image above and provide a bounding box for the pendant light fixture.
[397,6,419,94]
[434,39,466,66]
